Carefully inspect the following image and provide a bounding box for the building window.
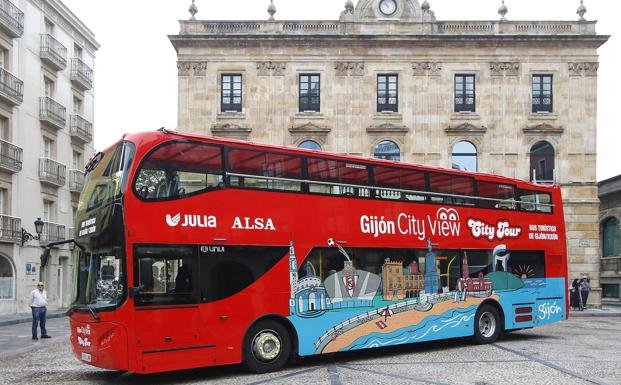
[221,74,242,112]
[374,140,400,161]
[0,116,8,141]
[0,188,5,215]
[72,151,82,170]
[44,77,55,98]
[0,47,7,69]
[73,96,83,115]
[43,200,54,222]
[377,74,398,112]
[44,19,54,35]
[603,217,620,257]
[0,255,14,300]
[452,141,478,172]
[298,140,321,151]
[74,43,83,59]
[455,74,475,112]
[602,284,620,299]
[532,75,553,113]
[299,74,320,112]
[43,137,54,159]
[530,141,555,182]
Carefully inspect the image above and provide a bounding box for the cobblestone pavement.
[0,317,620,385]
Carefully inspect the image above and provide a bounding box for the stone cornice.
[522,123,565,135]
[444,123,487,136]
[211,123,252,137]
[289,122,331,135]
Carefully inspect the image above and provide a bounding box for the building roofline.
[34,0,100,53]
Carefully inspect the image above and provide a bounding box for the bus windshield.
[72,141,135,311]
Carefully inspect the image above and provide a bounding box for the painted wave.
[345,306,477,351]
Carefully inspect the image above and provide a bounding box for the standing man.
[29,282,51,340]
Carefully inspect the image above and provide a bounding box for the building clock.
[379,0,397,16]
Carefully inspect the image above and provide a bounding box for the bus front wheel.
[474,305,501,344]
[243,320,291,373]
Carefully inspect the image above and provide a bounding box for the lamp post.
[21,218,45,246]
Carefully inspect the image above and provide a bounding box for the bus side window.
[228,149,302,191]
[373,166,427,202]
[134,246,198,306]
[477,181,516,210]
[428,173,475,206]
[307,158,369,197]
[518,190,553,213]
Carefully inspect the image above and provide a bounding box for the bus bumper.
[70,318,129,371]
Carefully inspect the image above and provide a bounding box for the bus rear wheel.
[474,305,501,344]
[243,320,291,374]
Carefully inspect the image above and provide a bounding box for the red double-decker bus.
[68,129,568,374]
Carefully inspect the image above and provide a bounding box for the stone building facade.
[0,0,98,314]
[599,175,621,304]
[169,0,608,306]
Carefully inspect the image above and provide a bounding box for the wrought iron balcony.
[39,158,66,187]
[70,58,93,90]
[40,34,67,71]
[0,214,20,244]
[41,221,66,243]
[0,67,23,106]
[0,0,23,38]
[40,96,66,130]
[0,139,22,173]
[70,115,93,143]
[69,169,85,193]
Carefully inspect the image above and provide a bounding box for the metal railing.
[40,96,66,130]
[70,58,93,90]
[41,221,66,243]
[0,0,23,37]
[69,169,85,193]
[0,139,22,173]
[70,115,93,143]
[0,214,20,243]
[39,158,66,187]
[0,67,23,105]
[40,34,67,70]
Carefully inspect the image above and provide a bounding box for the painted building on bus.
[169,0,608,306]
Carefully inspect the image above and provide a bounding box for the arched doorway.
[374,140,400,161]
[0,254,15,301]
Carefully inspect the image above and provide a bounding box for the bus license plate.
[81,352,92,362]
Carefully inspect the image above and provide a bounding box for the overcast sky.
[61,0,620,181]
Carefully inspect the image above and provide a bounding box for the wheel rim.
[252,330,282,362]
[478,311,496,338]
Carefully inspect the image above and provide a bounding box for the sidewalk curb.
[0,312,67,327]
[569,312,621,318]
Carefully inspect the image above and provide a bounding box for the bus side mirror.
[129,287,141,298]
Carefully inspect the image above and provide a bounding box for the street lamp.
[21,218,45,246]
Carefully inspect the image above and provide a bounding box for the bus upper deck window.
[518,190,553,213]
[134,142,223,201]
[478,181,516,210]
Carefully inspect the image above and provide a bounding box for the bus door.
[132,244,215,372]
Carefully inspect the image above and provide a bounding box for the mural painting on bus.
[286,239,565,356]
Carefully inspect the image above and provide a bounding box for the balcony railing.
[40,34,67,71]
[40,96,66,130]
[0,214,20,244]
[39,158,66,187]
[41,221,66,243]
[0,67,23,106]
[0,0,23,38]
[0,139,22,173]
[70,115,93,143]
[70,58,93,90]
[69,169,85,193]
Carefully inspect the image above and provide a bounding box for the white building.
[0,0,99,314]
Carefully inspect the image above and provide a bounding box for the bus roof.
[123,129,557,192]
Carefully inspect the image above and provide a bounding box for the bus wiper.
[86,304,101,321]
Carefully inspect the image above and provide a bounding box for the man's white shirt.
[29,289,48,308]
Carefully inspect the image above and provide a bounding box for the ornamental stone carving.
[335,62,365,76]
[256,61,287,76]
[568,62,599,77]
[489,62,520,76]
[211,122,252,138]
[366,122,409,135]
[412,62,442,76]
[177,61,207,76]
